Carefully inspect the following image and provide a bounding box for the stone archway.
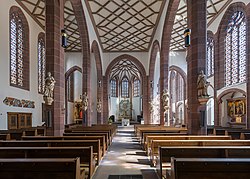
[103,54,148,124]
[91,40,103,124]
[70,0,91,126]
[65,66,82,124]
[159,0,181,125]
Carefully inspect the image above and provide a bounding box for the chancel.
[0,0,250,179]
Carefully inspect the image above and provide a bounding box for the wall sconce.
[61,29,67,48]
[184,28,191,47]
[150,81,153,88]
[98,80,102,87]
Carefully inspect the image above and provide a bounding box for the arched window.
[9,6,29,90]
[225,11,246,86]
[38,33,46,93]
[67,73,74,102]
[133,78,140,97]
[121,77,129,98]
[110,78,117,97]
[207,36,214,77]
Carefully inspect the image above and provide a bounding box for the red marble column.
[186,0,207,134]
[45,0,65,136]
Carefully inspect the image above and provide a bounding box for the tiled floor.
[92,126,158,179]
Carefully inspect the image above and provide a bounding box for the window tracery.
[225,11,246,86]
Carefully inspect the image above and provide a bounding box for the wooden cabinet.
[7,113,32,129]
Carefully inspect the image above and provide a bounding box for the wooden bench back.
[158,146,250,179]
[0,158,84,179]
[0,146,94,179]
[171,157,250,179]
[146,135,231,154]
[0,140,102,165]
[22,135,106,154]
[150,139,250,166]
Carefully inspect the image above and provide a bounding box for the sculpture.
[43,72,56,105]
[149,101,154,113]
[74,95,83,119]
[197,70,210,98]
[82,92,88,111]
[162,89,169,113]
[96,98,102,113]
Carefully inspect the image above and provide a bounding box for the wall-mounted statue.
[162,89,169,113]
[149,101,154,113]
[82,92,88,111]
[197,70,210,98]
[96,98,102,113]
[43,72,56,105]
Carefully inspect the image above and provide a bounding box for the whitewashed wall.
[0,0,44,129]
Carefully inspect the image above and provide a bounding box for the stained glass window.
[133,78,140,97]
[10,12,24,87]
[110,79,117,97]
[225,11,246,86]
[38,35,46,93]
[207,36,214,77]
[121,77,129,98]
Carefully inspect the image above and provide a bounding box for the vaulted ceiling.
[15,0,232,53]
[85,0,165,52]
[171,0,232,51]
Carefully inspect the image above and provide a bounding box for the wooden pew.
[64,132,109,148]
[65,129,112,145]
[170,157,250,179]
[157,146,250,179]
[151,139,250,166]
[147,136,231,158]
[0,146,94,179]
[142,133,187,146]
[240,132,250,140]
[0,139,102,165]
[22,135,106,155]
[136,127,188,141]
[0,134,10,140]
[0,158,85,179]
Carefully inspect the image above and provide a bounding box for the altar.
[118,99,132,121]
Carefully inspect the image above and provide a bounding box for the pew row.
[0,146,94,179]
[0,158,85,179]
[151,139,250,166]
[0,140,102,165]
[157,146,250,179]
[145,135,231,154]
[170,157,250,179]
[22,135,106,155]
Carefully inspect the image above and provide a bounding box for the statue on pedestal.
[162,89,169,113]
[197,70,210,98]
[82,92,88,111]
[43,72,56,105]
[96,98,102,113]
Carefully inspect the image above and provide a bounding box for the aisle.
[92,125,158,179]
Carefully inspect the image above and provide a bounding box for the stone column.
[247,4,250,129]
[186,0,207,134]
[103,76,109,124]
[45,0,65,135]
